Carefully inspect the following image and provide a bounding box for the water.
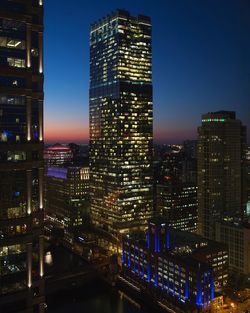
[46,282,143,313]
[44,244,87,275]
[45,245,144,313]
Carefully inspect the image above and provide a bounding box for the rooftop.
[91,9,151,29]
[46,143,72,152]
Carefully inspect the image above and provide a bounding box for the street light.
[230,302,236,313]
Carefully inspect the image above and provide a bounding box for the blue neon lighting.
[147,264,151,282]
[158,231,160,252]
[185,271,189,299]
[33,131,39,140]
[211,270,215,300]
[128,250,131,268]
[196,273,202,306]
[147,231,150,248]
[3,130,13,138]
[166,229,170,249]
[154,271,158,287]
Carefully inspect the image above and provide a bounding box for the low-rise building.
[121,218,228,312]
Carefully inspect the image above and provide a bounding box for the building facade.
[215,221,250,276]
[156,183,198,232]
[245,146,250,214]
[0,1,45,312]
[44,143,73,167]
[89,10,153,234]
[121,219,227,312]
[45,166,90,228]
[197,111,246,239]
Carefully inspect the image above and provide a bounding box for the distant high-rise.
[157,183,198,232]
[0,1,45,312]
[197,111,246,239]
[89,10,153,234]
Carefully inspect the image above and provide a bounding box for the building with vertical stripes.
[0,1,45,312]
[122,219,228,312]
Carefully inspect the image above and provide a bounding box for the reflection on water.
[45,245,144,313]
[44,245,86,276]
[45,251,53,265]
[47,283,144,313]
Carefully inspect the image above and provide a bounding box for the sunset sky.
[44,0,250,144]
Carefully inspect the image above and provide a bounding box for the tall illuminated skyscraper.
[197,111,246,239]
[89,10,153,234]
[0,1,45,312]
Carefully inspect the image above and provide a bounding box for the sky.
[44,0,250,144]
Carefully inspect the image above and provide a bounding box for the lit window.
[0,37,25,49]
[7,58,25,68]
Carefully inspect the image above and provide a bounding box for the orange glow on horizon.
[154,127,197,143]
[45,122,196,144]
[44,122,89,143]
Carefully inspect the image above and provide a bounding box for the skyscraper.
[197,111,246,239]
[89,10,153,235]
[0,1,45,312]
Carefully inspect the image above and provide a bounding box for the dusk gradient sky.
[44,0,250,144]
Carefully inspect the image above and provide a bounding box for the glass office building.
[0,1,45,312]
[89,10,153,234]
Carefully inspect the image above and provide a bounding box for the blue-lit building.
[121,219,228,312]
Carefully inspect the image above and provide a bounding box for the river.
[46,281,144,313]
[45,244,145,313]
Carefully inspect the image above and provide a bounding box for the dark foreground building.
[89,10,153,235]
[0,1,45,312]
[121,219,228,312]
